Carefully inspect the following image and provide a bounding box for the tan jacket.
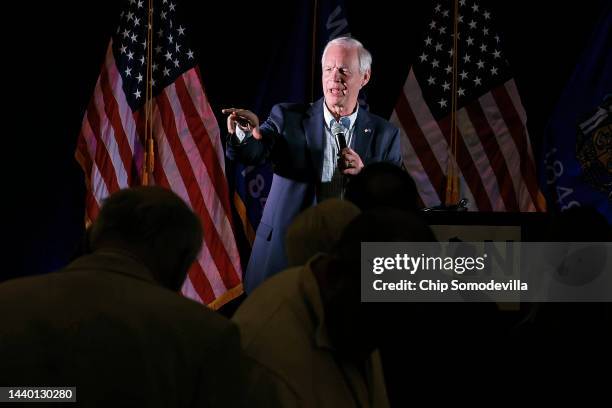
[234,260,389,408]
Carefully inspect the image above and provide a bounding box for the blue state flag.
[543,5,611,222]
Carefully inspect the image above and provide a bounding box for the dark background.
[5,0,608,280]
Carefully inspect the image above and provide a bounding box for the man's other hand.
[339,147,364,175]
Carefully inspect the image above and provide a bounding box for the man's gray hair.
[321,36,372,75]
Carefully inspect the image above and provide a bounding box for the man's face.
[322,44,370,116]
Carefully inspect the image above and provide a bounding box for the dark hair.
[317,208,436,359]
[333,207,436,270]
[89,186,203,290]
[345,162,419,211]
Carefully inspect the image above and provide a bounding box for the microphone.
[331,120,347,151]
[331,120,350,198]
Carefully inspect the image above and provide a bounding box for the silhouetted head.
[285,198,361,267]
[345,162,419,211]
[89,186,203,291]
[312,208,435,361]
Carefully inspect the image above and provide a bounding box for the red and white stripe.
[391,68,546,212]
[76,41,242,308]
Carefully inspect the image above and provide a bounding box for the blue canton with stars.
[413,0,512,120]
[112,0,197,111]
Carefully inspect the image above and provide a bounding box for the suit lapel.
[352,109,374,159]
[303,99,325,181]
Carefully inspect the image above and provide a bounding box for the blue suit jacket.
[227,98,401,293]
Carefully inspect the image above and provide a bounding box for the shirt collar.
[323,102,359,133]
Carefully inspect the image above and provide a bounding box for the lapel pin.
[364,128,371,133]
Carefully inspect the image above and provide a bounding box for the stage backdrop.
[5,0,608,281]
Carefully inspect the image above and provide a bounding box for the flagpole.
[142,0,155,186]
[445,0,460,205]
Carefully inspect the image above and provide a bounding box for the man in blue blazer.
[224,37,402,293]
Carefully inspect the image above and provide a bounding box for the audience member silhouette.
[219,199,361,319]
[234,208,435,407]
[285,198,361,267]
[0,187,246,407]
[344,162,419,211]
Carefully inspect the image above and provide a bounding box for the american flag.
[75,0,243,308]
[391,0,546,211]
